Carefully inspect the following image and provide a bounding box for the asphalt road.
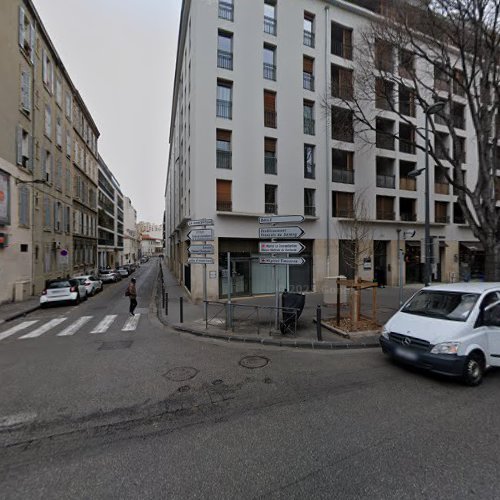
[1,259,500,499]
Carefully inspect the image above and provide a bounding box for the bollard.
[179,296,184,323]
[316,305,322,341]
[165,292,169,316]
[162,287,165,309]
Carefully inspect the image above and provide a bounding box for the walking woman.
[126,277,138,316]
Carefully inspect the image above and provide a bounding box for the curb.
[0,305,40,324]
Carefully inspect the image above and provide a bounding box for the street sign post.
[259,215,305,224]
[188,244,215,255]
[188,257,214,265]
[188,218,214,227]
[259,257,305,265]
[258,227,304,239]
[188,229,214,241]
[259,241,305,254]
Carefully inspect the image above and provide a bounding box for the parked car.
[380,282,500,386]
[116,267,129,278]
[98,270,119,283]
[40,279,87,307]
[73,275,103,296]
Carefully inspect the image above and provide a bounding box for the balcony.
[303,117,315,135]
[400,213,417,222]
[376,174,396,189]
[400,177,416,191]
[435,182,449,195]
[399,140,416,154]
[331,40,352,60]
[304,30,315,48]
[263,63,276,81]
[264,16,277,36]
[265,203,278,214]
[376,133,395,151]
[452,115,466,130]
[303,73,315,91]
[217,201,232,212]
[264,155,277,175]
[218,1,234,21]
[217,50,233,70]
[217,100,232,119]
[264,110,277,128]
[304,205,316,216]
[332,168,354,184]
[216,150,232,169]
[435,215,450,224]
[376,211,395,221]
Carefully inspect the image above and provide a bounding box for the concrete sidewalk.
[157,261,421,349]
[0,296,40,324]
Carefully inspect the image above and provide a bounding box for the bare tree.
[325,0,500,280]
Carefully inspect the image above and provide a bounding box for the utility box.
[15,280,31,302]
[323,276,347,305]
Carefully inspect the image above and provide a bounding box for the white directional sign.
[258,227,305,239]
[259,241,305,254]
[188,257,214,265]
[259,215,305,224]
[259,257,305,266]
[188,218,214,227]
[188,229,214,241]
[188,244,215,255]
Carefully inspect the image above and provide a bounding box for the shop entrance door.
[374,241,388,286]
[405,242,422,283]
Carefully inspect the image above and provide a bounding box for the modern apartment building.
[97,156,124,268]
[123,196,139,265]
[0,0,99,301]
[164,0,482,301]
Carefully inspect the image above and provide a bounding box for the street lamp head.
[426,101,446,116]
[407,167,425,178]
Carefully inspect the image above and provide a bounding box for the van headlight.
[430,342,460,355]
[381,326,390,339]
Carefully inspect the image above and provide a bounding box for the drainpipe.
[324,5,331,278]
[30,17,38,295]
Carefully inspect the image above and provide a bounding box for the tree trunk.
[484,242,500,282]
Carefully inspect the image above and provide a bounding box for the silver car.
[73,275,103,296]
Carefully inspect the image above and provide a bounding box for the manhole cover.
[98,341,133,351]
[239,356,269,369]
[164,366,199,382]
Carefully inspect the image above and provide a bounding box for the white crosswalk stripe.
[18,318,67,339]
[0,321,39,341]
[90,315,117,334]
[121,314,141,331]
[57,316,93,337]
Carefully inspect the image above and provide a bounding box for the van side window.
[481,292,500,327]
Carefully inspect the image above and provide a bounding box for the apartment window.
[264,90,277,128]
[216,179,232,211]
[19,6,35,62]
[399,123,416,154]
[304,189,316,217]
[264,138,277,175]
[265,184,277,214]
[453,202,465,224]
[64,205,71,233]
[375,40,394,73]
[304,12,315,48]
[400,198,417,222]
[42,49,54,93]
[331,106,354,142]
[435,201,449,224]
[65,167,71,194]
[304,144,315,179]
[400,161,417,191]
[435,166,449,194]
[42,150,53,183]
[44,104,52,138]
[303,57,315,91]
[399,85,416,117]
[332,191,354,218]
[217,31,233,70]
[375,78,394,111]
[264,0,277,36]
[217,80,232,119]
[20,69,32,113]
[398,49,415,79]
[263,45,277,81]
[453,69,465,97]
[331,64,353,100]
[66,131,72,158]
[56,116,62,148]
[216,129,232,169]
[435,132,450,160]
[43,195,51,227]
[219,0,234,21]
[65,92,73,121]
[332,149,354,184]
[18,186,30,226]
[16,126,32,170]
[376,157,395,188]
[376,196,395,220]
[303,101,315,135]
[434,65,449,92]
[452,102,466,130]
[331,22,352,60]
[454,137,466,164]
[55,78,62,107]
[54,201,62,232]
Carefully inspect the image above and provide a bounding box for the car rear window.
[48,281,71,289]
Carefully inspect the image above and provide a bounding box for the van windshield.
[402,290,479,322]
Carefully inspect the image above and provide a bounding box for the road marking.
[18,318,67,339]
[90,315,117,334]
[121,314,141,331]
[0,320,39,341]
[0,411,37,430]
[57,316,93,337]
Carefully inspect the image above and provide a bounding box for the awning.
[460,241,484,252]
[405,241,421,247]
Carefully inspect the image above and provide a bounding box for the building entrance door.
[405,242,422,283]
[374,241,388,286]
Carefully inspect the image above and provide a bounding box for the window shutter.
[21,71,31,112]
[264,91,276,111]
[42,49,47,84]
[217,129,231,142]
[265,138,276,152]
[50,155,54,183]
[303,57,314,73]
[216,180,231,202]
[16,126,23,165]
[18,6,25,47]
[27,134,33,171]
[29,23,35,64]
[50,62,54,94]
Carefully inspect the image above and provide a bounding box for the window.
[400,161,417,190]
[43,195,51,227]
[376,196,395,220]
[20,69,32,113]
[18,6,35,62]
[452,102,466,130]
[303,101,315,135]
[66,131,72,158]
[303,56,315,91]
[65,167,71,194]
[16,126,32,170]
[399,85,415,117]
[331,64,353,100]
[435,201,449,223]
[42,150,53,183]
[304,189,316,216]
[376,157,395,188]
[375,40,393,72]
[217,31,233,70]
[55,78,62,107]
[21,244,28,252]
[264,0,277,36]
[375,78,394,110]
[219,0,234,21]
[454,137,466,164]
[332,191,354,218]
[332,149,354,184]
[54,201,62,232]
[216,129,232,169]
[56,115,62,148]
[435,166,449,194]
[56,159,63,190]
[304,144,315,179]
[400,198,416,221]
[265,138,277,175]
[265,184,277,214]
[399,123,416,154]
[304,12,315,48]
[65,92,73,121]
[64,205,71,233]
[453,69,465,97]
[331,22,352,60]
[398,49,414,78]
[434,65,449,92]
[263,45,277,81]
[264,90,277,128]
[18,186,30,226]
[331,106,353,142]
[216,179,232,211]
[453,202,465,224]
[216,80,232,119]
[435,132,450,160]
[44,104,52,138]
[42,49,54,93]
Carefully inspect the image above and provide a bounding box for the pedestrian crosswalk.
[0,313,142,343]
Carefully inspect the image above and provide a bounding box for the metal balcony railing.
[304,30,315,48]
[335,208,354,218]
[331,40,352,60]
[263,63,276,81]
[452,115,466,130]
[376,210,395,220]
[303,117,315,135]
[399,140,416,154]
[376,174,396,189]
[332,168,354,184]
[217,50,233,70]
[376,133,395,150]
[303,72,315,91]
[264,155,277,175]
[218,1,234,21]
[265,203,277,214]
[217,201,232,212]
[400,213,417,222]
[264,110,277,128]
[264,16,277,35]
[304,164,315,179]
[216,150,232,169]
[399,177,416,191]
[217,100,232,119]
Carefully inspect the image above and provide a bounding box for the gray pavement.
[0,296,40,324]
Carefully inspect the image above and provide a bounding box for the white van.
[380,283,500,385]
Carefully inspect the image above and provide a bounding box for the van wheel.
[462,352,485,386]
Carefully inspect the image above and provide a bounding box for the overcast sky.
[33,0,182,224]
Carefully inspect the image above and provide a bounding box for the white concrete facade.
[123,197,139,265]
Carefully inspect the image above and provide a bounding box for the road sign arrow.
[187,218,214,227]
[188,244,215,255]
[188,257,214,265]
[259,241,305,254]
[188,229,214,241]
[259,257,305,265]
[258,226,305,239]
[259,215,305,224]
